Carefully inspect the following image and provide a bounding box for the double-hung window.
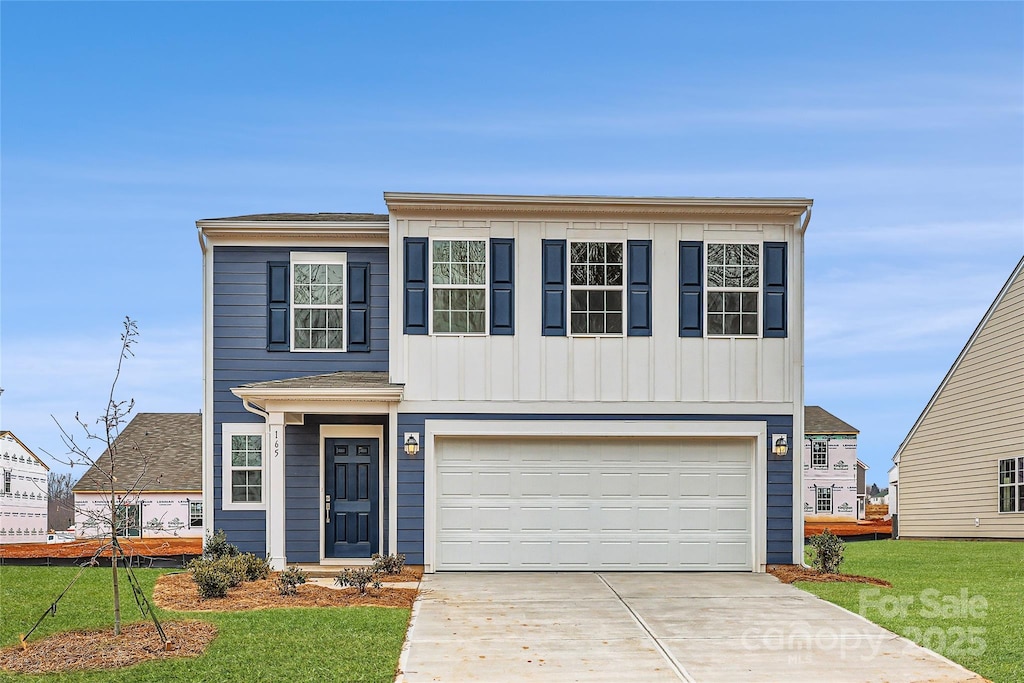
[707,243,759,336]
[998,457,1023,513]
[291,253,346,351]
[816,487,832,514]
[811,441,828,469]
[570,241,623,335]
[222,424,264,509]
[432,240,487,334]
[189,501,203,528]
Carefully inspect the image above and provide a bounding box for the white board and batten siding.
[391,216,802,412]
[897,259,1024,539]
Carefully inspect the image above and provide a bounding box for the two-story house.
[0,431,49,544]
[802,406,867,522]
[198,192,813,572]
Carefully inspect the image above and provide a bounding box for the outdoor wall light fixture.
[404,433,420,457]
[772,434,789,457]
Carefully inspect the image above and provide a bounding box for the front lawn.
[0,566,409,682]
[798,540,1024,683]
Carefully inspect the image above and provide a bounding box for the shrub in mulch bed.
[768,564,892,587]
[0,620,216,674]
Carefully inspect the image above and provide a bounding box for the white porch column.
[266,413,287,570]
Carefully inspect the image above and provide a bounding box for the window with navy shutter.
[490,238,515,335]
[678,241,703,337]
[347,262,370,351]
[627,240,652,336]
[267,261,290,351]
[762,242,787,337]
[404,237,429,335]
[541,240,567,336]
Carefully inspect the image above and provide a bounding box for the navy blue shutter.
[404,237,429,335]
[490,239,515,335]
[678,241,703,337]
[541,240,567,336]
[267,261,290,351]
[347,262,370,351]
[763,242,787,337]
[627,240,652,336]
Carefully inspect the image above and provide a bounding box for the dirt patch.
[804,520,891,538]
[153,571,418,612]
[0,538,202,559]
[0,620,216,674]
[768,564,892,587]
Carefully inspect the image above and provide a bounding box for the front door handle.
[325,495,331,524]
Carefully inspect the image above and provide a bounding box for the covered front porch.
[231,371,404,570]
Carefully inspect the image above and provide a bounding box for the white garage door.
[434,436,754,571]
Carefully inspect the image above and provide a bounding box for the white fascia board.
[231,387,405,404]
[396,400,796,415]
[197,221,389,247]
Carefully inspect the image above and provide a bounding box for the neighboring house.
[198,192,813,572]
[891,255,1024,540]
[0,431,49,543]
[73,413,203,539]
[802,406,867,522]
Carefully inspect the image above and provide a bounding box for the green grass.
[0,566,410,682]
[798,540,1024,683]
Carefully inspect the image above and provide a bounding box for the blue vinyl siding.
[212,246,389,555]
[396,412,794,567]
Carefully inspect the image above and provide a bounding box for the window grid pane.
[998,457,1023,513]
[706,243,759,337]
[569,242,624,335]
[293,260,345,350]
[431,240,487,334]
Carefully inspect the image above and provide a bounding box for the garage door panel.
[435,437,754,571]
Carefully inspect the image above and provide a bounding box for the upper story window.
[999,457,1023,513]
[291,253,346,351]
[222,424,264,510]
[570,242,623,335]
[706,243,759,336]
[811,441,828,468]
[432,240,487,334]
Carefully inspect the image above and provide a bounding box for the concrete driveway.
[397,572,984,683]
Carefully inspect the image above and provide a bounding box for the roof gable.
[0,431,50,471]
[804,406,858,434]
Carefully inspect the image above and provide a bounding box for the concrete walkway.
[397,572,985,683]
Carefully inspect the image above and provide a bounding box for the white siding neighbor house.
[0,431,49,544]
[74,413,204,539]
[803,406,867,522]
[892,255,1024,539]
[199,192,813,572]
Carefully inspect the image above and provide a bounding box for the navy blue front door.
[325,438,379,558]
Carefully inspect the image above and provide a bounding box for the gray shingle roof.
[238,371,400,391]
[200,212,388,222]
[72,413,201,493]
[804,406,858,435]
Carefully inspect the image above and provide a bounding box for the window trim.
[221,423,266,511]
[289,251,347,353]
[811,440,828,469]
[705,241,762,338]
[816,486,833,514]
[568,240,626,337]
[429,238,489,336]
[998,456,1023,514]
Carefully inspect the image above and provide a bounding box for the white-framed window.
[706,243,760,336]
[221,423,265,510]
[816,487,832,514]
[431,239,487,334]
[115,502,142,538]
[291,252,346,351]
[811,441,828,469]
[998,457,1023,513]
[189,501,203,528]
[569,241,624,335]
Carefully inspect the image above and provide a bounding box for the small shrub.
[204,529,239,560]
[188,558,234,599]
[276,566,307,596]
[371,553,407,575]
[808,528,845,574]
[335,567,382,595]
[238,552,270,581]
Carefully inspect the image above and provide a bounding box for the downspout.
[797,206,812,569]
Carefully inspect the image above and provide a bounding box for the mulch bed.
[378,566,423,582]
[153,571,418,611]
[768,564,892,587]
[0,620,216,674]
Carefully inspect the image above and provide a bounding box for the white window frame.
[568,240,626,337]
[429,238,489,336]
[706,242,761,338]
[998,456,1023,514]
[816,487,832,514]
[290,251,347,352]
[221,423,266,511]
[811,440,828,469]
[189,500,204,528]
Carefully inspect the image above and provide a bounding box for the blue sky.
[1,2,1021,485]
